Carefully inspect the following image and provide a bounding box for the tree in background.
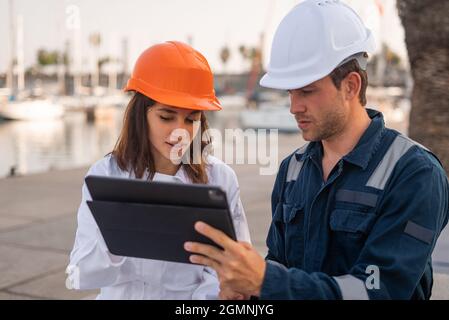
[219,46,231,93]
[239,43,263,107]
[89,32,102,88]
[37,49,68,68]
[220,46,230,73]
[37,49,59,66]
[397,0,449,174]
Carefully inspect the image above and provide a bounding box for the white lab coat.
[66,154,251,299]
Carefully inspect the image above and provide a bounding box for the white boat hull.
[0,99,64,121]
[239,106,299,132]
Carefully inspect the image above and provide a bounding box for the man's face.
[288,75,349,142]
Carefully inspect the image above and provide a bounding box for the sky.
[0,0,408,74]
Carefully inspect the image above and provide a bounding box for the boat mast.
[6,0,15,94]
[16,14,25,93]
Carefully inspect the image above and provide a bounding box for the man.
[184,0,449,299]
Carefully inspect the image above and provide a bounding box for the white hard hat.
[260,0,376,90]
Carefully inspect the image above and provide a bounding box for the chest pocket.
[330,188,379,238]
[267,202,286,263]
[330,209,376,234]
[282,202,305,268]
[329,209,377,264]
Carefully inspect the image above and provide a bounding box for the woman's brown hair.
[112,92,212,184]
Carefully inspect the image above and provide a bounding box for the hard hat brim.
[124,77,222,111]
[259,72,328,91]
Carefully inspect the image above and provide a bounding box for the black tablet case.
[85,175,237,264]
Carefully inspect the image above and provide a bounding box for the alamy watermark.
[168,121,279,176]
[65,265,80,290]
[65,5,81,30]
[365,264,380,290]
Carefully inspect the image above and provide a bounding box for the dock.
[0,133,448,299]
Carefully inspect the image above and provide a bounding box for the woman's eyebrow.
[158,108,177,114]
[188,111,201,116]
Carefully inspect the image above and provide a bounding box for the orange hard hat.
[124,41,222,111]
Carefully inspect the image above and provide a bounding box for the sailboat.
[0,96,64,121]
[0,2,64,121]
[239,100,299,133]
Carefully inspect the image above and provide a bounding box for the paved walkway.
[0,133,448,299]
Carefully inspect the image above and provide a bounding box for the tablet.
[85,175,237,264]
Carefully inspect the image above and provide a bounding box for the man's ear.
[343,71,361,102]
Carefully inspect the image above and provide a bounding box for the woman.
[66,41,251,299]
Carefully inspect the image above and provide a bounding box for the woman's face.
[146,103,202,164]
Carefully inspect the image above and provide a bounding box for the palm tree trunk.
[397,0,449,174]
